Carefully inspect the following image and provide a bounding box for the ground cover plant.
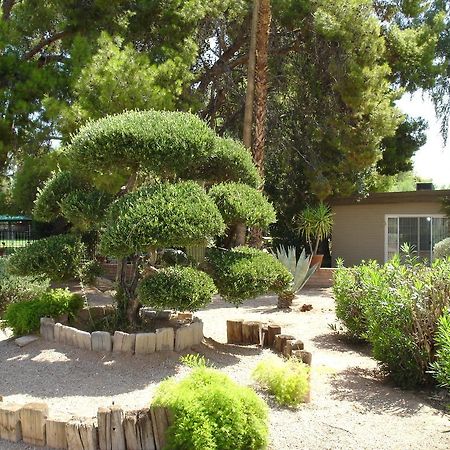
[333,253,450,388]
[430,311,450,388]
[252,356,310,407]
[152,358,269,450]
[3,289,83,336]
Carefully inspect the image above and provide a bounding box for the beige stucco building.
[331,190,450,267]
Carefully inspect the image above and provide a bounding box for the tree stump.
[0,403,22,442]
[150,407,169,450]
[226,320,243,344]
[155,328,174,352]
[20,402,48,446]
[110,406,126,450]
[135,333,156,355]
[242,321,261,345]
[283,339,305,357]
[97,407,112,450]
[261,325,268,347]
[267,325,281,348]
[46,418,68,449]
[113,331,136,354]
[124,409,156,450]
[273,334,295,354]
[66,419,97,450]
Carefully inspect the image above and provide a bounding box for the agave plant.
[273,246,319,308]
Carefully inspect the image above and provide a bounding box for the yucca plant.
[273,246,318,308]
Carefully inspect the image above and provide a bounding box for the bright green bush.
[208,246,292,304]
[434,238,450,260]
[152,366,269,450]
[252,356,310,407]
[3,289,84,335]
[208,182,276,228]
[0,259,50,315]
[138,266,217,311]
[100,182,225,258]
[430,311,450,389]
[8,234,87,281]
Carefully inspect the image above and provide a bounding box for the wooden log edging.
[40,317,203,356]
[0,400,172,450]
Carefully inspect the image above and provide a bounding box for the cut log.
[150,407,169,450]
[92,331,112,353]
[40,317,55,341]
[110,406,126,450]
[261,325,268,347]
[113,331,136,354]
[273,334,295,354]
[46,418,68,449]
[155,328,174,352]
[97,407,112,450]
[124,409,156,450]
[66,419,97,450]
[0,403,22,442]
[242,321,261,345]
[20,402,48,446]
[267,325,281,348]
[190,320,204,345]
[135,333,156,355]
[174,325,194,352]
[226,320,243,344]
[283,339,305,357]
[74,329,92,351]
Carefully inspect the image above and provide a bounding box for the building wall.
[331,201,443,267]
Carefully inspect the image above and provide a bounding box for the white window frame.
[384,214,448,262]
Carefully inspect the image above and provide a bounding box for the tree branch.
[24,30,71,60]
[2,0,16,21]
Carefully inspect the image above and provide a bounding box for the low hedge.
[3,289,84,336]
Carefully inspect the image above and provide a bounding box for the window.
[385,215,450,262]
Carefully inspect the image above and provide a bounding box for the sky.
[396,91,450,187]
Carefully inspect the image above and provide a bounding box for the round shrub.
[434,238,450,260]
[8,234,87,281]
[100,181,225,258]
[152,365,269,450]
[3,289,83,336]
[138,266,216,311]
[208,246,292,304]
[208,182,276,228]
[68,110,216,177]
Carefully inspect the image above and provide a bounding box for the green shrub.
[430,311,450,389]
[208,182,276,228]
[434,238,450,260]
[208,246,292,304]
[0,259,50,316]
[100,182,225,258]
[3,289,84,335]
[152,366,269,450]
[138,266,217,311]
[8,234,87,281]
[252,356,310,407]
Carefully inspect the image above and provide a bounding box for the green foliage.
[297,203,333,255]
[434,238,450,260]
[138,266,216,311]
[179,353,210,368]
[8,234,87,281]
[152,366,269,450]
[100,182,225,258]
[208,247,292,304]
[3,289,84,336]
[333,256,450,387]
[208,182,276,228]
[252,356,310,407]
[0,259,50,316]
[430,311,450,389]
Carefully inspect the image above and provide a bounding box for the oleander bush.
[152,365,269,450]
[138,266,217,311]
[0,259,50,315]
[430,311,450,389]
[434,238,450,260]
[8,234,87,281]
[3,289,84,335]
[208,246,292,304]
[252,356,310,407]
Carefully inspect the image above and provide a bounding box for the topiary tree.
[15,110,286,325]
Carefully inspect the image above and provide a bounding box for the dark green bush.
[208,182,276,228]
[0,259,50,315]
[152,365,269,450]
[100,182,225,258]
[138,266,217,311]
[3,289,84,335]
[8,234,87,281]
[434,238,450,259]
[208,246,292,304]
[430,311,450,389]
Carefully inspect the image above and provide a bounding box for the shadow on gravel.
[199,338,261,368]
[311,333,372,357]
[329,367,448,417]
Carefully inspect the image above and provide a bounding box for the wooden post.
[113,331,136,354]
[226,320,243,344]
[150,407,169,450]
[66,419,98,450]
[242,321,261,345]
[273,334,295,354]
[97,407,112,450]
[92,331,112,353]
[124,409,156,450]
[267,325,281,348]
[155,328,174,352]
[46,418,68,449]
[174,325,194,352]
[283,339,304,357]
[261,325,268,347]
[110,406,126,450]
[20,402,48,446]
[0,403,22,442]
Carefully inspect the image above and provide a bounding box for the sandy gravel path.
[0,289,449,449]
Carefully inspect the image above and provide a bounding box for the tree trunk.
[242,0,260,149]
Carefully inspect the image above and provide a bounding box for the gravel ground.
[1,288,449,450]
